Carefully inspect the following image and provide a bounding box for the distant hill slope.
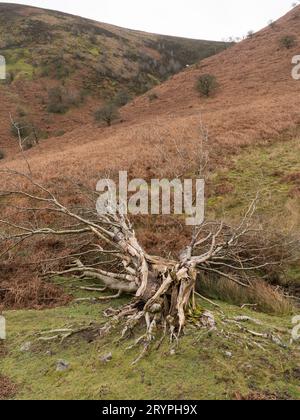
[0,3,229,152]
[3,5,300,186]
[121,5,300,144]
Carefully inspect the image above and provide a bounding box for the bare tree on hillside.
[0,118,298,359]
[0,168,297,361]
[10,114,39,152]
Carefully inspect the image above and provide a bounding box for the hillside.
[0,2,229,154]
[2,5,300,176]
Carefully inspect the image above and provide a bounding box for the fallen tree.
[0,170,298,360]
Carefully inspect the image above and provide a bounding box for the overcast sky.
[1,0,295,40]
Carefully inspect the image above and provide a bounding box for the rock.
[56,360,70,372]
[100,352,112,363]
[224,351,233,358]
[170,349,176,356]
[20,342,32,352]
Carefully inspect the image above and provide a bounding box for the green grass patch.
[205,137,300,292]
[207,137,300,224]
[3,48,34,80]
[88,46,100,57]
[1,279,299,400]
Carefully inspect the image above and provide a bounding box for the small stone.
[20,342,31,352]
[56,360,69,372]
[224,351,233,358]
[100,352,112,363]
[170,349,176,356]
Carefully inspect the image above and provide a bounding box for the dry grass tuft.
[197,275,293,315]
[0,375,18,400]
[234,391,290,400]
[0,263,71,310]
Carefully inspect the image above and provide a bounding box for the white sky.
[1,0,295,40]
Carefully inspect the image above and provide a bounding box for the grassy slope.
[1,137,300,400]
[208,136,300,287]
[208,137,300,221]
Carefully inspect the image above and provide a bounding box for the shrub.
[280,35,297,49]
[47,87,67,114]
[47,102,66,114]
[41,55,70,80]
[64,89,84,107]
[88,34,97,44]
[247,30,254,39]
[4,72,14,85]
[113,90,131,107]
[11,106,41,150]
[10,118,38,150]
[268,20,276,30]
[16,107,27,118]
[148,92,159,101]
[11,118,34,139]
[196,74,218,97]
[47,86,84,114]
[94,103,120,126]
[0,149,5,160]
[54,130,66,137]
[52,56,70,80]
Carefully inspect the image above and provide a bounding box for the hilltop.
[0,2,229,153]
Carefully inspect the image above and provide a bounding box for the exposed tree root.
[74,290,122,303]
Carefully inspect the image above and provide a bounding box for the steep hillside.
[0,2,229,153]
[121,5,300,146]
[3,5,300,168]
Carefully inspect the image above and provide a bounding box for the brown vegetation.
[0,375,18,400]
